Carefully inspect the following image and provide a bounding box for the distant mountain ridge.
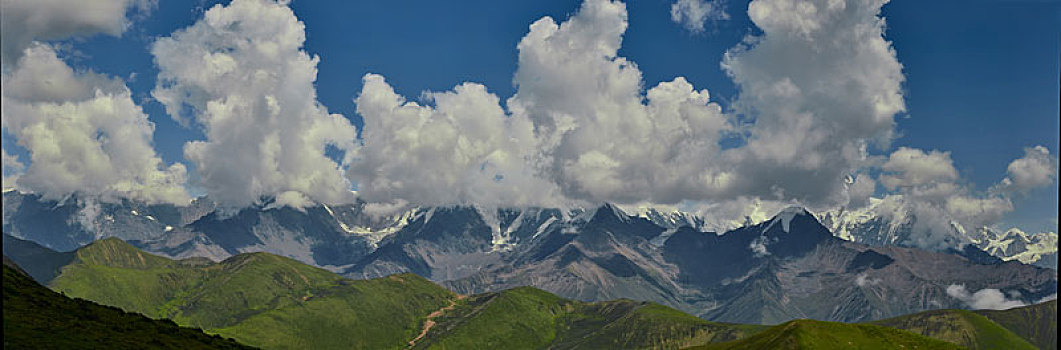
[818,196,1058,269]
[5,239,1052,350]
[3,190,1056,325]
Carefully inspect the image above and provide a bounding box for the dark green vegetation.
[976,300,1057,350]
[2,259,252,349]
[686,319,964,350]
[873,306,1042,349]
[411,286,765,349]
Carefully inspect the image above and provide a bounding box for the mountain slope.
[818,198,1059,269]
[975,300,1057,350]
[413,286,765,349]
[687,319,964,350]
[447,206,1057,324]
[2,232,75,283]
[7,191,1056,326]
[48,238,456,349]
[871,308,1037,350]
[3,259,251,349]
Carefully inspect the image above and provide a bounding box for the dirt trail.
[407,295,465,348]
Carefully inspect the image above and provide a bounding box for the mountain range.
[818,196,1058,269]
[3,190,1057,326]
[5,238,1055,349]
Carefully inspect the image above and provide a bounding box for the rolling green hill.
[976,300,1057,350]
[3,258,252,349]
[411,286,766,349]
[43,238,760,349]
[21,237,1054,350]
[872,308,1038,350]
[48,238,456,349]
[685,319,964,350]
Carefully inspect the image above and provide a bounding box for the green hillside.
[48,238,456,349]
[28,237,1055,350]
[686,319,964,350]
[3,259,252,349]
[872,308,1038,350]
[412,286,765,349]
[976,300,1057,350]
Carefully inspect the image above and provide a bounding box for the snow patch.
[765,206,806,232]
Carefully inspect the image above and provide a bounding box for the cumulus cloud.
[152,0,358,209]
[879,147,959,192]
[670,0,729,33]
[350,0,913,220]
[1,0,188,206]
[508,0,731,204]
[351,74,566,210]
[0,0,153,65]
[946,284,1026,311]
[1000,146,1058,194]
[719,0,905,208]
[857,145,1054,250]
[353,0,732,210]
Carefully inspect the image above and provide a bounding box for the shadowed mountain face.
[442,206,1056,324]
[3,233,75,283]
[4,190,1056,325]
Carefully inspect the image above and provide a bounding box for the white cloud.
[351,74,566,211]
[946,284,1026,311]
[349,0,915,220]
[152,0,358,209]
[670,0,729,33]
[855,145,1052,251]
[1,44,189,205]
[352,0,732,210]
[845,173,876,208]
[1001,146,1058,194]
[507,0,732,204]
[719,0,905,208]
[879,147,959,191]
[749,236,770,257]
[855,272,880,287]
[0,0,153,65]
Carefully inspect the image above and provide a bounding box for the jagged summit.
[590,203,631,223]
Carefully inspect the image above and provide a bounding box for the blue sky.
[1,0,1058,233]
